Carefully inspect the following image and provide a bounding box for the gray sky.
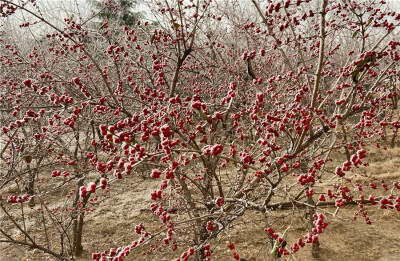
[3,0,399,33]
[35,0,400,17]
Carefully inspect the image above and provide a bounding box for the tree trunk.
[307,195,320,258]
[72,179,84,256]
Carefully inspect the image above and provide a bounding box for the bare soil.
[2,146,400,261]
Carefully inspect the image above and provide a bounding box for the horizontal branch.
[266,198,379,210]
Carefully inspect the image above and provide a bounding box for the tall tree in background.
[90,0,142,26]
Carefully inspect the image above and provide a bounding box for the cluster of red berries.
[51,170,70,177]
[7,194,30,204]
[206,221,215,232]
[202,144,223,156]
[173,248,195,261]
[80,183,97,197]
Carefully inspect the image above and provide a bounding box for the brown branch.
[0,229,67,261]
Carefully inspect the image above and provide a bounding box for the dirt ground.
[2,146,400,261]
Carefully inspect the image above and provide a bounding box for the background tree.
[89,0,143,26]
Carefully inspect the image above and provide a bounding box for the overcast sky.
[34,0,400,18]
[3,0,400,31]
